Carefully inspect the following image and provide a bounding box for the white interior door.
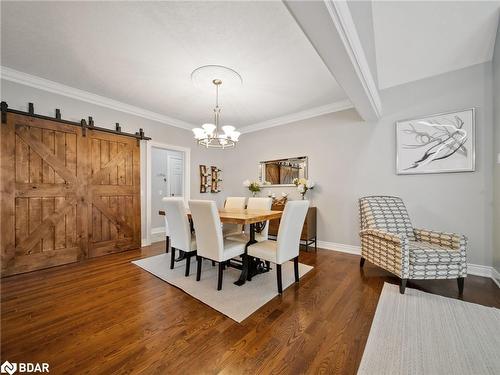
[168,154,184,197]
[150,148,184,237]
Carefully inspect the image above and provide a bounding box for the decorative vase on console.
[293,178,315,200]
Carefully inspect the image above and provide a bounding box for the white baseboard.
[492,267,500,288]
[151,227,166,244]
[317,241,499,288]
[317,241,361,255]
[466,264,493,278]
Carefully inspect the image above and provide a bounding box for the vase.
[252,191,257,197]
[301,193,305,200]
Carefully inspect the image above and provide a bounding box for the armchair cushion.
[408,241,463,265]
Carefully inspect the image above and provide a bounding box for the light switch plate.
[498,153,500,164]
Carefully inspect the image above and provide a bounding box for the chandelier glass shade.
[192,79,240,149]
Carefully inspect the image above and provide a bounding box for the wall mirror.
[259,156,308,186]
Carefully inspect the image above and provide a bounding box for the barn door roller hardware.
[0,100,151,141]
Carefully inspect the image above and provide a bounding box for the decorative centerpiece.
[293,178,315,200]
[243,179,270,197]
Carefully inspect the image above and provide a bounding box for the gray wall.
[493,22,500,276]
[1,61,495,267]
[220,63,494,267]
[0,79,227,240]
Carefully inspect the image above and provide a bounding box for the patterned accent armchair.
[359,196,467,294]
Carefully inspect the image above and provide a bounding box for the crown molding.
[239,99,353,134]
[1,66,353,135]
[0,66,195,131]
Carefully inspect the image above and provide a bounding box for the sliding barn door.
[1,113,141,276]
[87,131,140,257]
[1,114,87,276]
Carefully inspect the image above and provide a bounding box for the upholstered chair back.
[276,200,310,263]
[189,200,224,261]
[223,197,246,235]
[246,197,273,240]
[162,197,192,251]
[359,196,415,240]
[224,197,246,209]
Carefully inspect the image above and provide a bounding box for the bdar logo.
[0,361,17,375]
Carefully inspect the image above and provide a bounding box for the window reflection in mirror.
[259,156,308,186]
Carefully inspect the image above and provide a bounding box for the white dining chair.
[222,196,247,238]
[247,200,310,294]
[226,197,273,243]
[163,197,197,276]
[189,200,246,290]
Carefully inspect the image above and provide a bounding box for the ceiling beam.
[284,0,382,121]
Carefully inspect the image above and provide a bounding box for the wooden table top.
[158,208,282,225]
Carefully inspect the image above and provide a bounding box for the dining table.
[159,208,283,286]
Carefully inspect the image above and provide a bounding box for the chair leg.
[457,277,464,295]
[217,262,224,290]
[196,256,202,281]
[294,256,299,283]
[400,278,408,294]
[277,264,283,294]
[170,247,176,269]
[165,236,169,253]
[360,257,365,268]
[185,254,191,277]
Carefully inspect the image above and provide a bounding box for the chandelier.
[192,79,240,149]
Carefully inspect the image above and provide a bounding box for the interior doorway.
[145,142,190,245]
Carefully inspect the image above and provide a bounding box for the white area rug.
[132,254,313,323]
[358,283,500,375]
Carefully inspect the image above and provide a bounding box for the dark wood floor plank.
[2,242,499,374]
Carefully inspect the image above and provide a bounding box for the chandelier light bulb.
[201,123,216,136]
[192,127,206,139]
[222,125,235,136]
[230,131,241,142]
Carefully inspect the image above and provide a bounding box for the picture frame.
[396,108,476,175]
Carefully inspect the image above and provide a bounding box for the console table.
[268,204,317,251]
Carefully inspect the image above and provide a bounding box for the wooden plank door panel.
[87,131,140,258]
[1,114,85,276]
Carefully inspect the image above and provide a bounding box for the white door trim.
[144,141,191,246]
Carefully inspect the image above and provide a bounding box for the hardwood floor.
[2,243,499,374]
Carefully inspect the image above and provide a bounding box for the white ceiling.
[0,1,347,128]
[373,1,500,89]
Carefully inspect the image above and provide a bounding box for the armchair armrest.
[359,228,410,278]
[413,228,467,251]
[360,228,405,244]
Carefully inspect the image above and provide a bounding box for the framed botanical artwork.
[396,108,475,175]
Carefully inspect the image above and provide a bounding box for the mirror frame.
[258,156,308,187]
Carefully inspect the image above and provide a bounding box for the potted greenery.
[243,179,269,197]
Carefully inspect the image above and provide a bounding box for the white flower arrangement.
[293,178,315,199]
